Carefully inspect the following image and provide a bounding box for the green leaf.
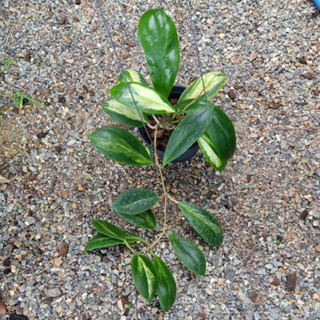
[205,107,236,160]
[168,233,206,276]
[197,134,228,171]
[84,234,126,252]
[154,255,177,312]
[117,209,157,230]
[102,99,147,128]
[113,188,159,215]
[138,9,180,98]
[178,71,226,103]
[7,92,45,108]
[163,103,215,165]
[91,220,143,243]
[3,59,15,66]
[88,126,153,166]
[22,94,45,107]
[131,254,158,302]
[0,58,15,72]
[118,70,148,86]
[178,202,223,247]
[110,82,174,115]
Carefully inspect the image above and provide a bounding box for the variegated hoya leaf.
[118,69,148,86]
[102,99,147,128]
[131,254,158,302]
[91,220,144,243]
[88,126,153,166]
[110,82,175,115]
[84,234,126,252]
[205,107,236,160]
[138,9,180,98]
[197,134,228,171]
[178,71,226,103]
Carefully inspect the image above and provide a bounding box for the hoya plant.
[86,9,236,312]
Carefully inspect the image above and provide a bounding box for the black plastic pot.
[138,85,199,163]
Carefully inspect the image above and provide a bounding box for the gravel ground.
[0,1,319,319]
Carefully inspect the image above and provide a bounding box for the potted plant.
[86,9,236,312]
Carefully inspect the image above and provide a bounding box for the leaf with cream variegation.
[138,9,180,98]
[102,99,147,128]
[205,107,236,161]
[131,254,158,302]
[177,71,226,104]
[118,69,148,85]
[91,220,143,243]
[110,82,175,115]
[197,134,228,171]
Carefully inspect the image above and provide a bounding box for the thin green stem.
[125,242,136,254]
[142,239,151,246]
[171,116,183,124]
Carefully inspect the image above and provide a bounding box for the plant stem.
[167,194,179,204]
[125,241,136,254]
[171,88,206,122]
[151,115,175,131]
[147,123,157,130]
[152,115,160,125]
[146,89,205,251]
[147,124,169,251]
[180,88,205,114]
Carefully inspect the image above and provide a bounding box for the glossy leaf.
[131,254,158,302]
[112,188,159,215]
[154,255,177,312]
[110,82,174,115]
[117,210,157,230]
[88,126,153,166]
[102,99,147,128]
[163,103,215,166]
[84,234,126,252]
[178,71,226,103]
[91,220,143,243]
[169,233,206,276]
[118,69,148,85]
[138,9,180,98]
[178,202,223,247]
[197,134,228,171]
[206,107,236,160]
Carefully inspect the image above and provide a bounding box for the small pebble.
[46,288,61,298]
